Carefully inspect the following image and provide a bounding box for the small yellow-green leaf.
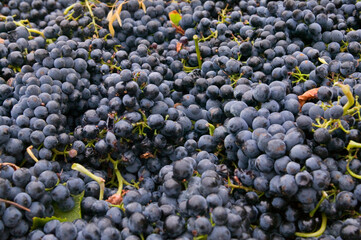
[169,10,182,26]
[318,57,328,65]
[31,216,67,231]
[53,191,84,222]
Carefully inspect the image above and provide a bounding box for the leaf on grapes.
[31,216,66,231]
[140,152,155,159]
[318,57,328,65]
[53,191,84,222]
[169,10,185,35]
[176,42,183,52]
[298,88,319,107]
[139,0,146,13]
[0,38,4,44]
[106,193,123,205]
[107,10,115,37]
[169,10,182,26]
[108,2,125,37]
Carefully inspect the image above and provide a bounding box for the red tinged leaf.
[106,193,123,205]
[171,23,185,35]
[168,10,182,26]
[168,10,185,35]
[176,42,182,52]
[298,88,319,107]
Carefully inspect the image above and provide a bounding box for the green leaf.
[31,216,66,231]
[169,10,182,26]
[53,191,85,222]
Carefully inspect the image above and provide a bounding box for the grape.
[208,226,231,240]
[55,222,77,240]
[51,184,70,203]
[3,206,22,228]
[14,192,32,208]
[25,181,46,200]
[128,212,147,235]
[265,138,286,159]
[336,191,358,211]
[38,170,58,189]
[67,178,85,195]
[43,220,60,234]
[12,168,31,188]
[164,215,185,238]
[101,227,121,240]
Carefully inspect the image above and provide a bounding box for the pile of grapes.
[1,0,361,239]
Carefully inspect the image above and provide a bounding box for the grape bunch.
[1,0,361,239]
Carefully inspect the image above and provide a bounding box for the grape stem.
[193,235,208,240]
[346,158,361,180]
[345,141,361,179]
[26,146,39,163]
[346,140,361,151]
[290,66,309,84]
[334,82,354,114]
[206,123,215,136]
[193,35,202,69]
[71,163,105,200]
[63,3,76,15]
[309,191,328,218]
[84,0,99,37]
[217,4,231,24]
[0,198,30,212]
[108,154,140,190]
[295,213,327,238]
[52,147,77,161]
[0,162,19,170]
[226,176,261,194]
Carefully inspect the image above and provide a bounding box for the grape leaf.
[298,88,319,107]
[31,216,66,231]
[169,10,182,26]
[53,191,85,222]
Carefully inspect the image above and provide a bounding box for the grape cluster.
[1,0,361,239]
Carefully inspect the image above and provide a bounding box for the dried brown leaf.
[298,88,319,107]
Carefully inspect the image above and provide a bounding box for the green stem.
[334,82,354,114]
[309,191,328,218]
[115,169,124,195]
[12,20,45,38]
[346,159,361,180]
[335,119,350,134]
[193,235,208,240]
[295,213,327,238]
[207,123,215,136]
[193,35,202,69]
[64,3,76,15]
[109,155,139,189]
[346,140,361,151]
[110,159,124,195]
[71,163,105,200]
[27,29,45,38]
[84,0,99,36]
[226,176,260,194]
